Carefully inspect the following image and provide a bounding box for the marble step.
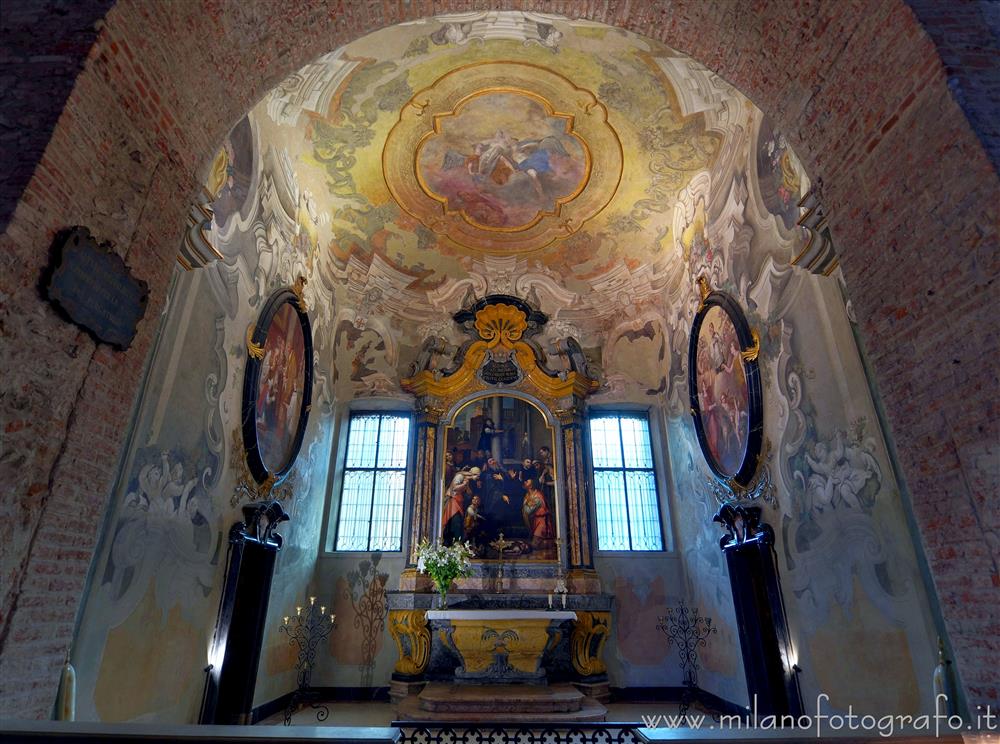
[398,696,608,723]
[418,683,585,713]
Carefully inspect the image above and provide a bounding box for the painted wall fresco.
[338,553,390,688]
[755,116,807,232]
[70,10,945,721]
[72,272,228,722]
[651,100,941,712]
[207,115,254,228]
[314,553,402,691]
[71,107,339,721]
[254,11,721,365]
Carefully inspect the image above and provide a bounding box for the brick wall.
[0,0,115,235]
[907,0,1000,173]
[0,0,996,719]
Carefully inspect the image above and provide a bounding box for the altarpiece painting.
[442,395,558,561]
[688,283,763,488]
[242,286,314,482]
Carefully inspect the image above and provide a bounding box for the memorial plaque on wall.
[45,226,149,350]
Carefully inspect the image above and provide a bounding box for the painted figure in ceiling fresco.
[756,116,804,230]
[418,92,586,229]
[695,307,750,477]
[207,115,253,227]
[255,303,306,472]
[442,396,557,561]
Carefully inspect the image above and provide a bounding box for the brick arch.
[1,0,996,719]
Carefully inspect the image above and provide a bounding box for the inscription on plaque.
[45,226,149,350]
[480,352,521,385]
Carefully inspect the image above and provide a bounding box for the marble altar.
[427,610,576,684]
[388,593,613,706]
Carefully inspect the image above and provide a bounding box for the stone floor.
[260,700,686,726]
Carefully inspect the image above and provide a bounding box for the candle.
[296,606,302,616]
[56,654,76,721]
[330,614,336,624]
[283,616,289,625]
[561,593,567,609]
[320,606,326,615]
[547,593,553,609]
[310,596,316,606]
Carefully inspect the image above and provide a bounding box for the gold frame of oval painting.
[383,61,623,255]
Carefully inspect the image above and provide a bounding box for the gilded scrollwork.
[401,301,598,412]
[475,303,527,347]
[246,324,265,360]
[696,274,712,310]
[741,328,761,363]
[291,274,308,312]
[570,610,611,676]
[388,610,431,676]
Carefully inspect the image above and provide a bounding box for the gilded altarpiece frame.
[400,295,600,592]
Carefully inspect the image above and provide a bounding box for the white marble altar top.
[425,609,577,621]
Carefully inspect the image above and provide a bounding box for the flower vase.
[437,588,448,609]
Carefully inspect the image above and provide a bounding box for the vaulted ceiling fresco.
[203,10,811,398]
[83,12,942,718]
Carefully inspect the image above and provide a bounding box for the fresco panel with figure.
[418,91,587,229]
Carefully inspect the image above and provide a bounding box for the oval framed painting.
[688,291,763,487]
[242,288,313,483]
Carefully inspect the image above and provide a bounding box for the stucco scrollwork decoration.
[401,294,599,422]
[388,610,431,676]
[707,441,777,509]
[791,180,839,277]
[383,62,623,255]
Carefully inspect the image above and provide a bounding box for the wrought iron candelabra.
[656,601,716,717]
[279,596,336,725]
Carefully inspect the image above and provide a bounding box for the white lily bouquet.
[414,538,474,607]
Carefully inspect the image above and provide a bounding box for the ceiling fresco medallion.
[383,62,623,254]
